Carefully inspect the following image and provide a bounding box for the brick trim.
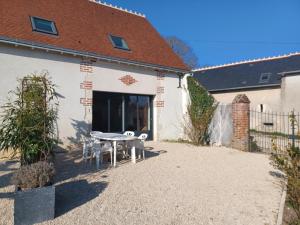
[156,86,165,94]
[80,98,92,106]
[80,61,93,73]
[157,73,165,80]
[80,81,93,90]
[119,75,137,86]
[155,101,164,107]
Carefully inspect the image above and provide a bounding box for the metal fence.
[250,110,300,154]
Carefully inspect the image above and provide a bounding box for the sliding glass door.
[92,91,153,139]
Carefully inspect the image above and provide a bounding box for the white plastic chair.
[123,131,135,136]
[137,133,148,159]
[116,131,135,158]
[82,138,92,163]
[91,139,113,169]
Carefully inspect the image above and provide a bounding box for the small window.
[30,16,58,35]
[109,35,129,50]
[259,73,271,84]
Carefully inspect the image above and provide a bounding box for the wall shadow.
[55,179,107,217]
[67,119,91,147]
[53,147,108,183]
[144,147,167,159]
[0,160,19,189]
[269,170,285,179]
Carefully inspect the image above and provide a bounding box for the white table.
[91,132,139,167]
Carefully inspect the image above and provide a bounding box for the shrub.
[11,161,55,190]
[184,76,217,145]
[271,143,300,223]
[0,72,58,165]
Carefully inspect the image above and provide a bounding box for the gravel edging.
[276,181,287,225]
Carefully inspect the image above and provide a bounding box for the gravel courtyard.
[0,142,284,225]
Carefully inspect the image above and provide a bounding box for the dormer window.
[30,16,58,35]
[109,35,129,50]
[259,73,271,84]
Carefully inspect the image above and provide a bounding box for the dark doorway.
[92,91,153,139]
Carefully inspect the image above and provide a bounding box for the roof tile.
[0,0,188,71]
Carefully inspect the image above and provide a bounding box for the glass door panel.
[138,96,149,132]
[110,94,123,132]
[92,92,109,132]
[124,95,138,131]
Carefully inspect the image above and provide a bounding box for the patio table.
[91,132,139,167]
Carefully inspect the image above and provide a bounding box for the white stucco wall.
[212,88,282,112]
[281,75,300,112]
[0,44,185,147]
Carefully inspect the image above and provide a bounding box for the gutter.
[207,84,281,93]
[0,36,189,75]
[279,70,300,77]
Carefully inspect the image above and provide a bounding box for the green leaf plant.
[0,72,58,165]
[184,76,218,145]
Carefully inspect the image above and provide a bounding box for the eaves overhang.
[0,36,190,75]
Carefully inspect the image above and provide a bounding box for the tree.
[165,36,199,69]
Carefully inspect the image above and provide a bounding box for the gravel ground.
[0,142,284,225]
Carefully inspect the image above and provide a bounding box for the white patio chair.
[91,139,113,169]
[123,131,135,136]
[137,133,148,159]
[117,131,135,158]
[82,138,92,163]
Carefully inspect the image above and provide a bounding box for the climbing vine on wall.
[185,76,217,145]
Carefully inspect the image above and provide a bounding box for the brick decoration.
[231,94,250,151]
[80,98,93,106]
[156,86,165,94]
[80,81,93,90]
[157,73,165,80]
[119,75,137,86]
[155,101,164,107]
[80,61,93,73]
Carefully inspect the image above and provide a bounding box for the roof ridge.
[89,0,146,18]
[193,52,300,72]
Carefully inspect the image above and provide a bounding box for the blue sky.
[107,0,300,67]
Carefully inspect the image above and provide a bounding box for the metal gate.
[249,110,300,154]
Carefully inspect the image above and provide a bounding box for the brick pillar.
[231,94,250,151]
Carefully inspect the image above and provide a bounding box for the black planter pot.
[14,185,55,225]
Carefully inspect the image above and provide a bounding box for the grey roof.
[193,53,300,92]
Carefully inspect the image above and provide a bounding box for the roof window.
[109,35,129,50]
[30,16,58,35]
[259,73,271,84]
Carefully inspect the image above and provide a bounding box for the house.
[193,53,300,113]
[0,0,190,147]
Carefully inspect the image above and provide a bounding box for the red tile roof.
[0,0,188,72]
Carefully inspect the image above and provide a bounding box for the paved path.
[0,142,284,225]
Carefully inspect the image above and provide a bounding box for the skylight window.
[259,73,271,84]
[30,16,58,35]
[109,35,129,50]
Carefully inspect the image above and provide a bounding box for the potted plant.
[12,161,55,225]
[0,72,58,224]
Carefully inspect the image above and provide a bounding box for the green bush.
[272,144,300,223]
[184,76,217,145]
[0,72,58,165]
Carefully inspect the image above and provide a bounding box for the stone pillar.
[231,94,250,151]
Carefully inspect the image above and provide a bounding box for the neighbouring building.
[193,52,300,113]
[0,0,190,148]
